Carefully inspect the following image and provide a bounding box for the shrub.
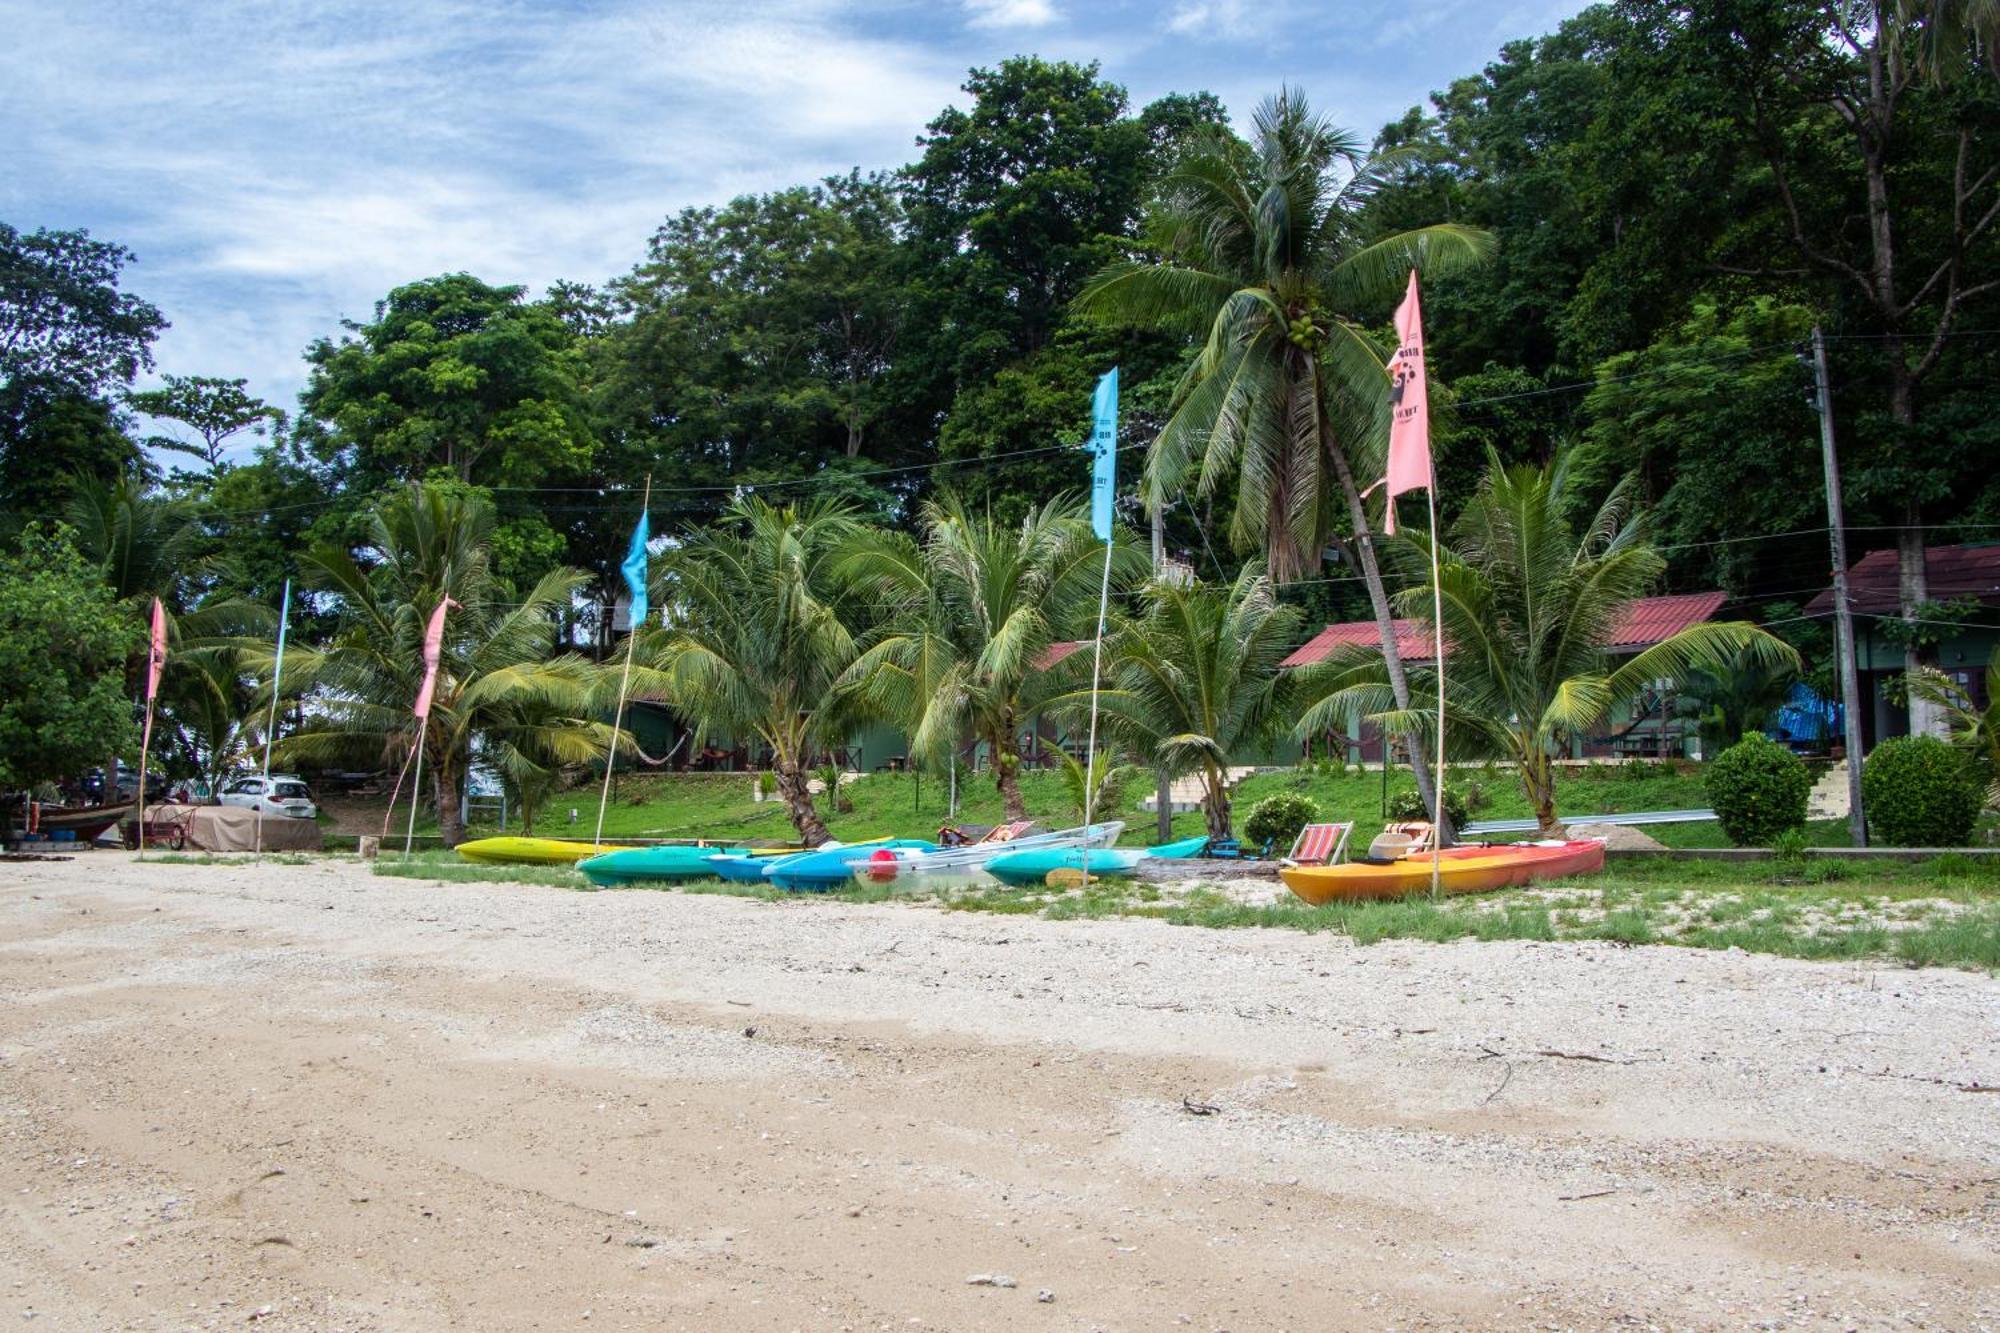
[1386,787,1471,827]
[1243,792,1321,851]
[1862,735,1983,847]
[1705,734,1811,847]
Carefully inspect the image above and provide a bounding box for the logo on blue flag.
[621,510,650,629]
[1090,367,1117,541]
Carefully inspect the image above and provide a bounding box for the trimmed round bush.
[1862,734,1983,847]
[1385,786,1471,827]
[1704,733,1811,847]
[1243,792,1320,851]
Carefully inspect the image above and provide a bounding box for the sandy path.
[1,854,1995,1331]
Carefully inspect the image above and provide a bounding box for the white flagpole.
[1080,535,1115,890]
[403,714,430,860]
[256,578,291,855]
[1426,487,1446,895]
[595,476,651,848]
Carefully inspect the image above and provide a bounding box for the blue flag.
[1090,366,1118,541]
[621,509,650,629]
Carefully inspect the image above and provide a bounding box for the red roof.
[1804,544,2000,617]
[1282,619,1435,668]
[1284,592,1725,668]
[1604,591,1727,650]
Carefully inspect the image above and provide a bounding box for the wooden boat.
[1278,839,1606,906]
[455,836,637,866]
[30,801,133,843]
[576,844,760,886]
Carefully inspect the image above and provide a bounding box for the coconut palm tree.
[1904,651,2000,807]
[650,496,862,845]
[1054,565,1302,840]
[1674,647,1800,756]
[1073,87,1492,826]
[273,484,613,846]
[840,494,1134,821]
[1295,455,1799,833]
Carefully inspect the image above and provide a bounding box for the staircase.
[1807,760,1851,820]
[1139,766,1258,814]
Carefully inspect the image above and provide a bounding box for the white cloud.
[963,0,1058,29]
[1164,0,1258,38]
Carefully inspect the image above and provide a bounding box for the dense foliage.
[0,526,139,790]
[1704,733,1811,846]
[1861,734,1985,847]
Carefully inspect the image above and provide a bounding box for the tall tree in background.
[1077,89,1491,819]
[129,374,283,472]
[0,223,164,518]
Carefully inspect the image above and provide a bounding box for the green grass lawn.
[404,760,1717,848]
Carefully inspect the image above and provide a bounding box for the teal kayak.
[578,844,753,887]
[1145,835,1212,859]
[984,846,1147,887]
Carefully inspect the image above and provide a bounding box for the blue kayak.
[767,839,936,892]
[984,846,1148,887]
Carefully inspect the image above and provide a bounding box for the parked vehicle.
[216,775,319,820]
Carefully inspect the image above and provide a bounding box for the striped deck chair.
[1283,822,1352,867]
[979,820,1037,844]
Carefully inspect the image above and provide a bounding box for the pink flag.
[413,598,458,720]
[1381,270,1432,535]
[145,598,168,701]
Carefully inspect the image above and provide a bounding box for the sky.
[3,0,1587,456]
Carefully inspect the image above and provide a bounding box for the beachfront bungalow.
[1281,592,1730,763]
[1805,542,2000,749]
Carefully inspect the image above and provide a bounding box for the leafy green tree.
[841,494,1130,821]
[129,374,283,472]
[1076,87,1491,827]
[276,484,612,846]
[0,223,164,517]
[1904,651,2000,807]
[1064,566,1303,840]
[1675,645,1801,755]
[0,525,139,790]
[1296,455,1798,832]
[300,273,596,496]
[649,497,864,844]
[599,173,916,521]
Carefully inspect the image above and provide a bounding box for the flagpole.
[1426,487,1445,895]
[403,714,430,860]
[1080,534,1115,890]
[256,579,291,855]
[134,698,156,862]
[595,475,651,848]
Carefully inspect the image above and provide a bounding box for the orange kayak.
[1279,839,1607,906]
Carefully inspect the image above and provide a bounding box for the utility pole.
[1812,326,1868,847]
[1151,504,1172,842]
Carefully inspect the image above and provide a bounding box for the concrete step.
[1806,760,1851,820]
[1139,766,1258,814]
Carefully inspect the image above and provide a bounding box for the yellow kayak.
[455,836,638,865]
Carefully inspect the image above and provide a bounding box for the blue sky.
[3,0,1586,454]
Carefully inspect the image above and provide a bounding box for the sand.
[1,852,1996,1330]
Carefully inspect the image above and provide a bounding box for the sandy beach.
[2,852,1996,1330]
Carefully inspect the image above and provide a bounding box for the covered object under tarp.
[136,803,324,852]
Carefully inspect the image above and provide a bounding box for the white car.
[217,775,319,820]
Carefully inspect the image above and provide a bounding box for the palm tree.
[840,494,1131,821]
[1059,566,1302,840]
[1074,87,1492,827]
[1297,455,1798,833]
[1904,651,2000,807]
[1674,647,1800,757]
[650,496,862,845]
[274,484,612,846]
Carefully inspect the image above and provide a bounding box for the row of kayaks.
[450,828,1608,900]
